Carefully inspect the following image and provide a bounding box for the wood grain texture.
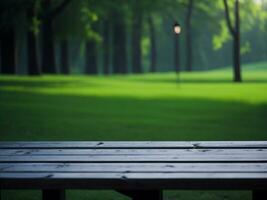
[1,141,267,149]
[0,141,266,190]
[1,163,266,173]
[1,148,265,156]
[0,154,266,163]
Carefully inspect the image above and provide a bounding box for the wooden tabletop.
[0,141,267,190]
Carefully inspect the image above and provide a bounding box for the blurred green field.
[0,62,267,200]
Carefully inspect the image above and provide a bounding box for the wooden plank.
[0,154,266,163]
[1,148,266,156]
[0,141,267,149]
[1,172,267,180]
[1,172,267,190]
[1,163,267,173]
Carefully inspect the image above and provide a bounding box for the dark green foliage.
[0,0,266,76]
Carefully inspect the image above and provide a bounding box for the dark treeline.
[0,0,266,82]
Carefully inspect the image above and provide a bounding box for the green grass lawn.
[0,62,267,200]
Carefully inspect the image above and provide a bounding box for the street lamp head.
[173,22,181,35]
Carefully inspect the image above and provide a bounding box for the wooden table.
[0,141,267,200]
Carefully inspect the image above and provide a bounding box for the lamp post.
[173,22,181,84]
[174,22,181,35]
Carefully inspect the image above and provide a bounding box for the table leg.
[253,190,267,200]
[42,189,65,200]
[117,190,163,200]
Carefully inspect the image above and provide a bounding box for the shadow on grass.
[0,90,266,141]
[0,79,99,88]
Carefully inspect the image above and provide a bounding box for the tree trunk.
[103,19,110,74]
[85,40,97,74]
[131,4,143,74]
[223,0,242,82]
[233,0,241,82]
[174,33,180,73]
[112,10,127,74]
[27,5,40,75]
[0,28,17,74]
[148,15,157,73]
[60,39,69,74]
[41,0,56,74]
[27,31,40,75]
[185,0,194,72]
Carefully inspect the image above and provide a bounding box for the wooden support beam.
[253,190,267,200]
[42,189,65,200]
[117,190,163,200]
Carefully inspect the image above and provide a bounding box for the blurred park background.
[0,0,267,199]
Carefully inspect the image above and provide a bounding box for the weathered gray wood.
[117,190,163,200]
[42,189,65,200]
[0,153,266,163]
[1,172,267,179]
[0,141,267,149]
[1,163,267,173]
[1,148,265,156]
[0,141,267,191]
[252,190,267,200]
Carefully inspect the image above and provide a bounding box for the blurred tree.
[131,1,143,73]
[223,0,241,82]
[27,0,41,75]
[112,3,128,74]
[181,0,221,72]
[0,26,17,74]
[137,0,177,73]
[102,18,111,74]
[185,0,194,72]
[81,1,101,75]
[148,14,157,72]
[85,38,98,74]
[98,1,113,75]
[1,0,265,76]
[60,39,69,74]
[54,5,71,75]
[0,0,19,74]
[54,0,100,75]
[142,0,168,73]
[40,0,71,74]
